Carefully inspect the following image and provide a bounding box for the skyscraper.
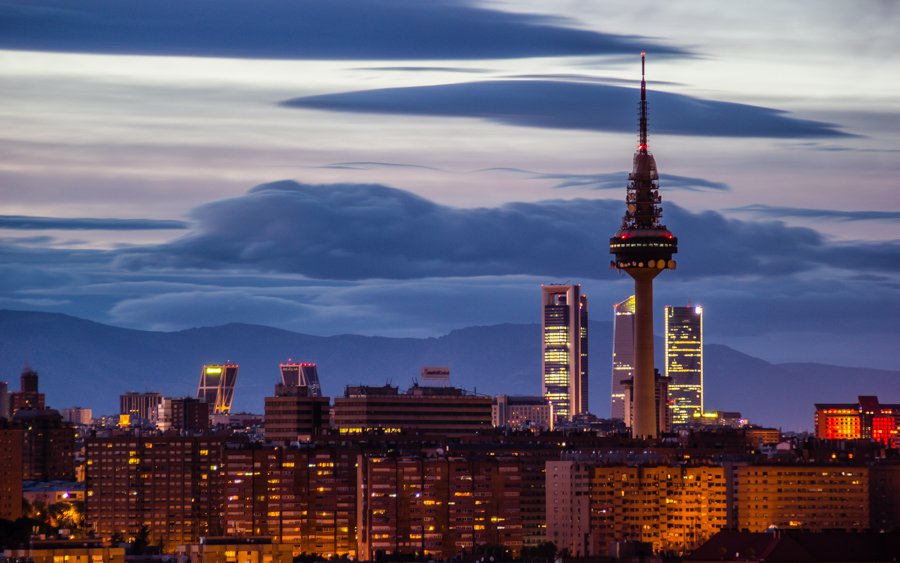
[279,362,321,396]
[541,284,588,421]
[609,53,678,438]
[610,295,635,420]
[665,305,703,425]
[197,363,239,414]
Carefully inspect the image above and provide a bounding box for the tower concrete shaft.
[631,270,660,438]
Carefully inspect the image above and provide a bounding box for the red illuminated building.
[816,396,900,446]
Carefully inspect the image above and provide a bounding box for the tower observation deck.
[609,53,678,439]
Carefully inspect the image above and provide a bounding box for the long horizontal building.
[332,384,492,435]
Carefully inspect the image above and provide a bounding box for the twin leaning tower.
[609,53,678,439]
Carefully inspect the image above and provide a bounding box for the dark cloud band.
[115,180,899,280]
[283,80,851,138]
[728,204,900,221]
[0,0,686,60]
[0,215,187,231]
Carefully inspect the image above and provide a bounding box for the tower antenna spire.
[639,51,648,152]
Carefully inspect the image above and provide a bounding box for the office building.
[332,384,492,435]
[198,363,239,414]
[610,295,635,420]
[10,364,46,414]
[279,362,321,397]
[665,305,704,425]
[492,395,553,431]
[608,54,678,438]
[733,465,869,532]
[815,395,900,446]
[264,383,330,444]
[541,284,588,421]
[0,425,24,520]
[119,391,162,425]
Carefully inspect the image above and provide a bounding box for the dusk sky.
[1,0,899,372]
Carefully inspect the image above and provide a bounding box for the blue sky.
[1,0,899,374]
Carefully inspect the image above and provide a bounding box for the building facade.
[665,305,704,426]
[548,462,727,556]
[14,408,75,481]
[541,284,588,421]
[733,465,869,532]
[264,385,330,444]
[610,295,635,421]
[356,453,547,560]
[492,395,553,431]
[85,435,242,551]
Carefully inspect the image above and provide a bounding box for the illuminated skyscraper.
[610,295,635,420]
[197,363,238,414]
[541,284,588,421]
[609,54,678,438]
[279,362,321,396]
[665,305,703,425]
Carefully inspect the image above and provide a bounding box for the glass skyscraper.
[541,284,588,421]
[664,305,703,425]
[610,295,636,420]
[197,363,239,414]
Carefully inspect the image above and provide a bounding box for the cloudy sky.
[2,0,899,378]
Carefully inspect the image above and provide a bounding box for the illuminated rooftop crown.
[610,52,678,271]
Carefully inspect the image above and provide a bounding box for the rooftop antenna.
[639,51,648,153]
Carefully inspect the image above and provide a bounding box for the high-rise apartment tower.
[609,53,678,438]
[665,305,703,425]
[610,295,635,420]
[541,284,588,421]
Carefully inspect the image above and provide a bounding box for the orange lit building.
[586,465,727,555]
[733,465,869,532]
[3,540,125,563]
[356,453,546,560]
[221,444,357,557]
[547,462,728,556]
[815,396,900,446]
[175,537,293,563]
[85,435,243,551]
